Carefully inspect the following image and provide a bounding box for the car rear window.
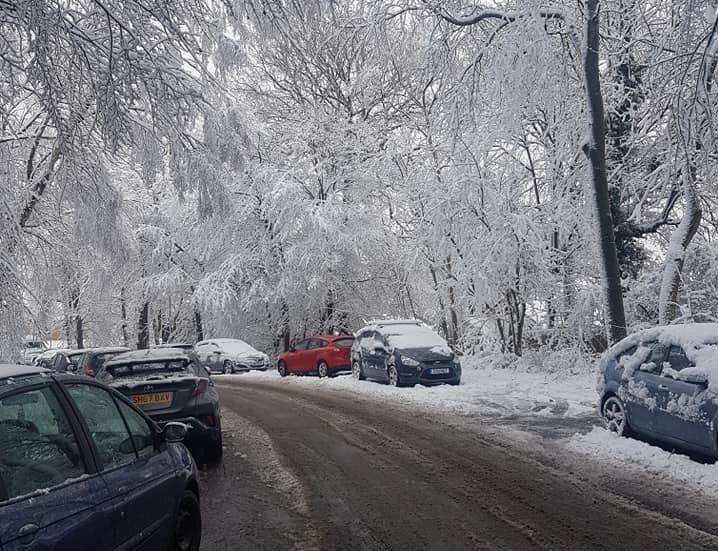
[105,360,193,379]
[334,338,354,348]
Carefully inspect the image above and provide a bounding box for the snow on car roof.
[105,348,191,366]
[84,346,131,355]
[604,323,718,391]
[0,364,49,379]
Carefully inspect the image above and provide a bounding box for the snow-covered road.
[218,360,718,499]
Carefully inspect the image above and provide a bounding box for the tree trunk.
[137,301,150,349]
[120,288,129,347]
[583,0,627,343]
[193,305,204,342]
[659,174,702,324]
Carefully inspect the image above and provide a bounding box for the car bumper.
[400,367,461,386]
[152,414,221,446]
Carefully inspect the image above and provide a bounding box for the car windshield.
[106,360,194,380]
[334,337,354,348]
[24,341,44,349]
[383,325,447,349]
[218,340,256,355]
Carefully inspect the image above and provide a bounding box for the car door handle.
[658,384,669,390]
[117,486,128,495]
[18,523,39,538]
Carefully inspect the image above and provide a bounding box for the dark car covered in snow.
[351,320,461,387]
[97,348,222,462]
[598,323,718,458]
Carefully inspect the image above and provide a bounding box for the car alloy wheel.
[317,361,329,378]
[352,362,364,380]
[173,490,202,551]
[388,365,399,387]
[278,362,288,377]
[603,396,628,436]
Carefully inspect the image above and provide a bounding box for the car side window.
[0,386,85,503]
[308,339,325,350]
[65,384,137,470]
[667,346,693,372]
[294,340,309,351]
[116,400,156,459]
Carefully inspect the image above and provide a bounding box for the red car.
[277,335,355,377]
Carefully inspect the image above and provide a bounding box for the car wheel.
[223,360,234,375]
[602,395,631,436]
[352,361,365,380]
[317,361,329,378]
[278,361,288,377]
[169,490,202,551]
[205,432,223,463]
[388,365,400,387]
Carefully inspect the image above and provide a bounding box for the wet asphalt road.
[198,377,718,551]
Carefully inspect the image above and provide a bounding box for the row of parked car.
[1,320,464,550]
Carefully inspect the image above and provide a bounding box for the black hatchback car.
[0,364,201,551]
[351,320,461,387]
[98,348,222,462]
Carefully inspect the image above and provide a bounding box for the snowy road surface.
[198,373,718,550]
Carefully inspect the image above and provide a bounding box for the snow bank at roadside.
[222,355,597,420]
[566,427,718,494]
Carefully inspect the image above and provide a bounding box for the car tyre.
[602,395,632,437]
[352,361,365,380]
[388,364,400,387]
[223,360,234,375]
[317,361,329,378]
[278,361,288,377]
[205,431,223,464]
[169,490,202,551]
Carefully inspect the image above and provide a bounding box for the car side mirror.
[204,366,211,376]
[289,346,296,353]
[67,363,78,372]
[163,422,188,443]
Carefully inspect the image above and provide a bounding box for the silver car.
[195,338,270,374]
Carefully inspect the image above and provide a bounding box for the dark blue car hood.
[398,347,455,363]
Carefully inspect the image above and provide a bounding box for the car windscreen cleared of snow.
[334,338,354,348]
[384,326,447,349]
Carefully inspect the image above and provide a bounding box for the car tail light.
[192,379,209,397]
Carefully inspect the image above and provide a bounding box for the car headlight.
[401,356,420,367]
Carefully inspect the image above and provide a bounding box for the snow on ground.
[218,354,718,495]
[567,427,718,495]
[220,358,597,421]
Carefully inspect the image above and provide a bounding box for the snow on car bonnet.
[602,324,718,390]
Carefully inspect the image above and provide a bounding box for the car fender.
[599,379,623,413]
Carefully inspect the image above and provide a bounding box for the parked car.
[35,348,89,372]
[277,335,354,377]
[0,363,201,551]
[195,338,270,374]
[20,339,46,365]
[77,346,130,377]
[154,343,195,352]
[598,323,718,458]
[351,320,461,387]
[97,348,223,462]
[33,348,66,368]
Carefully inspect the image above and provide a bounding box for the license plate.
[431,368,450,375]
[132,392,172,408]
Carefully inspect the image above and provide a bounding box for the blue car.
[598,323,718,457]
[0,364,201,551]
[351,320,461,387]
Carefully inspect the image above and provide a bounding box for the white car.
[195,338,270,374]
[21,340,47,365]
